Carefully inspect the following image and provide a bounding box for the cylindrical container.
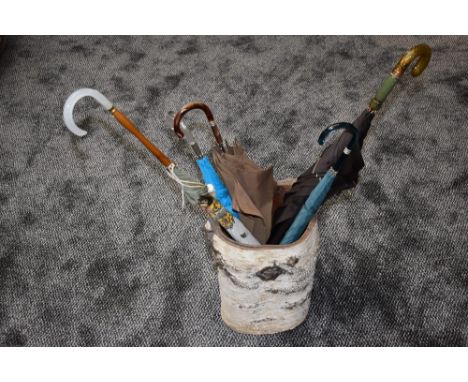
[206,180,320,335]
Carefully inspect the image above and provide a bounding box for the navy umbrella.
[280,123,359,244]
[268,43,432,244]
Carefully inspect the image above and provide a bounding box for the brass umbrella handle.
[173,102,225,153]
[391,43,432,78]
[369,44,432,111]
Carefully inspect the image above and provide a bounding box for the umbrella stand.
[63,88,259,246]
[171,104,237,217]
[280,123,359,245]
[207,178,320,335]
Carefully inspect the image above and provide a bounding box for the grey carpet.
[0,36,467,346]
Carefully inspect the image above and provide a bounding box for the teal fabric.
[196,156,238,217]
[280,170,335,244]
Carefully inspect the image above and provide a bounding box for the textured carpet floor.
[0,36,467,346]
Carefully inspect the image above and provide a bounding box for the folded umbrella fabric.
[268,111,373,244]
[280,123,359,244]
[213,141,277,244]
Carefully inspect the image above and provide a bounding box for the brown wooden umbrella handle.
[173,102,225,152]
[111,107,172,167]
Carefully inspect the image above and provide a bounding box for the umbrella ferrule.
[206,183,215,195]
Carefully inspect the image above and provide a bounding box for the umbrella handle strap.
[165,163,208,209]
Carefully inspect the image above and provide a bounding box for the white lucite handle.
[63,88,113,137]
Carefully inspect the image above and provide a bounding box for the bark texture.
[210,219,320,335]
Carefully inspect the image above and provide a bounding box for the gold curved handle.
[391,43,432,78]
[369,43,432,111]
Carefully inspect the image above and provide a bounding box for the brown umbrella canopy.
[212,141,277,244]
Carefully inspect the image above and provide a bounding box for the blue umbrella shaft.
[196,156,238,218]
[280,170,336,244]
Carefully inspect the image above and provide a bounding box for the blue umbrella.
[171,103,238,218]
[280,123,359,245]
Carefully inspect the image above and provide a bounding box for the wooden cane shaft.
[111,108,172,167]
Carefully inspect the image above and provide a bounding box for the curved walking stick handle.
[63,88,113,136]
[173,102,225,152]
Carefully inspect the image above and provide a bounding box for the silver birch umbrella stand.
[206,180,320,335]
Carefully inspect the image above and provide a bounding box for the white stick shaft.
[226,217,260,245]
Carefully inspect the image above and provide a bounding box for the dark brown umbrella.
[268,43,432,244]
